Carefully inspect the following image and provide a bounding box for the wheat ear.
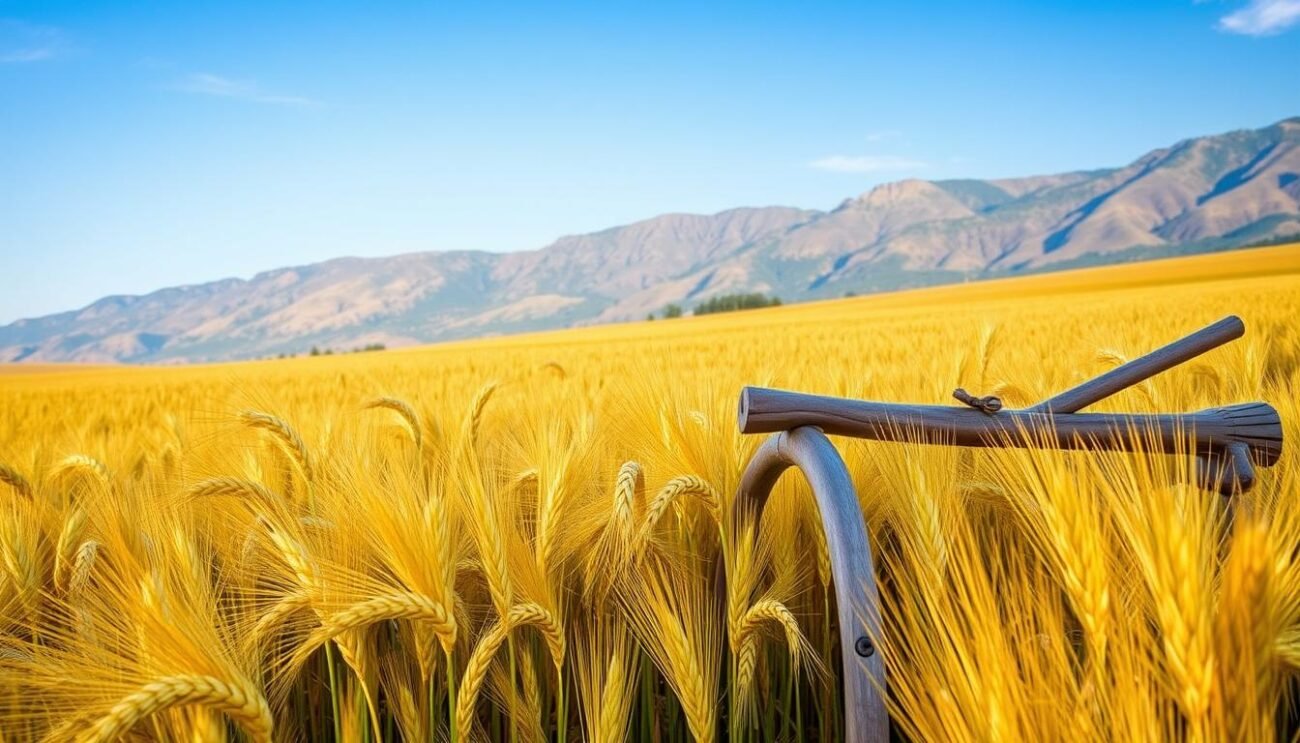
[248,591,312,652]
[238,410,313,484]
[519,650,545,739]
[455,602,566,735]
[53,455,111,492]
[53,507,88,593]
[734,599,805,698]
[75,674,273,743]
[461,381,498,449]
[0,463,33,498]
[658,608,714,743]
[613,461,643,543]
[188,477,277,505]
[637,475,720,549]
[68,539,99,598]
[1215,523,1276,739]
[597,647,632,743]
[0,516,41,624]
[512,467,540,492]
[290,592,457,671]
[1153,515,1214,726]
[364,396,424,451]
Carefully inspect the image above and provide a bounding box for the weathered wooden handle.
[1029,315,1244,413]
[737,427,888,742]
[739,387,1281,492]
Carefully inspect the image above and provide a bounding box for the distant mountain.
[4,117,1299,364]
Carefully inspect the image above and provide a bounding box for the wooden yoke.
[734,316,1284,742]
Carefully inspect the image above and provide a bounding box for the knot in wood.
[952,388,1003,415]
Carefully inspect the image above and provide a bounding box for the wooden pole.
[1028,315,1244,413]
[738,387,1280,495]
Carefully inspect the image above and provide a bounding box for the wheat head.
[74,674,273,743]
[0,463,33,498]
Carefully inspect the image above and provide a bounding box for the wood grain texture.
[741,387,1279,463]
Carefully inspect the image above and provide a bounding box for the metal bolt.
[854,636,874,658]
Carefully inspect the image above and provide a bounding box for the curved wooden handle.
[737,428,889,742]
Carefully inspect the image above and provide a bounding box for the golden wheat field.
[1,244,1298,742]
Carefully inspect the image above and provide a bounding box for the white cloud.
[0,20,69,63]
[172,73,319,106]
[809,155,928,173]
[1218,0,1300,35]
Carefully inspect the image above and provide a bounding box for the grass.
[0,243,1297,741]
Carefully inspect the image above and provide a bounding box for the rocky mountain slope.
[4,117,1298,363]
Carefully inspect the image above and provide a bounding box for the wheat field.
[1,244,1298,742]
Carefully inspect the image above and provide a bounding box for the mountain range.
[4,117,1299,364]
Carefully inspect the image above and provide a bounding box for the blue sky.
[1,1,1298,324]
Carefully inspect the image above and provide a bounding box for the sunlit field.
[1,244,1298,742]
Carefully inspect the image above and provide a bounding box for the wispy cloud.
[809,154,928,173]
[1218,0,1300,35]
[863,130,903,143]
[171,73,320,106]
[0,20,70,63]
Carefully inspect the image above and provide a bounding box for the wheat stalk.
[1149,500,1215,728]
[623,567,718,743]
[74,674,273,743]
[536,452,575,579]
[265,527,320,592]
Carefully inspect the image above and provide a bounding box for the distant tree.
[310,346,320,356]
[692,292,782,316]
[647,313,655,321]
[663,304,683,319]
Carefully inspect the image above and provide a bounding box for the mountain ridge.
[4,117,1299,364]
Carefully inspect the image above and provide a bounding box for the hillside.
[3,117,1298,364]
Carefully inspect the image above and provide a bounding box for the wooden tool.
[734,315,1284,742]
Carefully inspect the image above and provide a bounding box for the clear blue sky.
[2,1,1298,324]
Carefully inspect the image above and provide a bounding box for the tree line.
[649,292,782,320]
